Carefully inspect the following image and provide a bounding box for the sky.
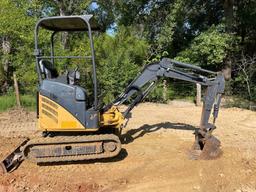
[89,2,116,36]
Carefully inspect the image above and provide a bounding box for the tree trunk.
[162,80,167,102]
[1,37,11,93]
[223,0,233,89]
[13,73,21,107]
[196,83,202,106]
[224,0,234,32]
[223,0,234,96]
[52,0,69,49]
[59,2,69,49]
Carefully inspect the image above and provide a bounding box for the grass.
[0,94,254,112]
[0,94,36,112]
[223,96,256,111]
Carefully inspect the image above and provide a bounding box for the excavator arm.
[103,58,225,159]
[105,58,225,123]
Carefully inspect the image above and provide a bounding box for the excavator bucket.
[197,135,222,159]
[0,139,29,174]
[189,134,222,160]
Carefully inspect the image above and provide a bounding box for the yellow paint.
[38,94,125,132]
[38,94,97,131]
[100,106,125,129]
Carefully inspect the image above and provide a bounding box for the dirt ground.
[0,102,256,192]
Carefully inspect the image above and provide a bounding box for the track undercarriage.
[0,134,121,174]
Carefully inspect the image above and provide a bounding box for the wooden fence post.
[13,73,21,107]
[163,80,167,102]
[196,83,202,106]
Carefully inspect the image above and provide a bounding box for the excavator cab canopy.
[34,15,100,109]
[37,15,100,31]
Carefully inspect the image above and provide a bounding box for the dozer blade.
[0,138,29,174]
[189,135,222,160]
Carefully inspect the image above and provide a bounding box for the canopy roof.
[37,15,100,31]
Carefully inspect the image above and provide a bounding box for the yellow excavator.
[0,15,225,173]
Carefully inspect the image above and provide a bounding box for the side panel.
[38,94,97,131]
[39,80,87,125]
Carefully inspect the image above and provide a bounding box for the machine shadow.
[38,122,197,167]
[121,122,197,144]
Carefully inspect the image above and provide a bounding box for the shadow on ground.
[122,122,197,144]
[38,122,197,167]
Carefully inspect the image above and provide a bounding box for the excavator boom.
[104,58,225,159]
[106,58,224,123]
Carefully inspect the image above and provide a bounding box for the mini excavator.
[0,15,225,173]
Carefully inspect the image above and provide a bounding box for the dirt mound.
[0,108,36,137]
[0,103,256,192]
[0,108,35,124]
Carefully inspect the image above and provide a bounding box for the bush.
[174,25,234,70]
[94,26,149,104]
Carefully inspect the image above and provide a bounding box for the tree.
[94,27,148,103]
[175,25,233,70]
[35,0,92,49]
[224,0,234,32]
[235,54,256,104]
[0,0,35,94]
[0,0,255,108]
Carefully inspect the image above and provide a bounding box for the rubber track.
[21,134,121,163]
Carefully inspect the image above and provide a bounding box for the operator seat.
[39,60,58,79]
[39,59,81,86]
[39,60,92,110]
[67,70,80,85]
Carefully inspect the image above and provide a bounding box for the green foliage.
[144,81,196,103]
[0,95,16,111]
[0,0,256,110]
[0,65,4,86]
[175,25,233,69]
[0,94,36,111]
[20,95,36,110]
[158,0,185,51]
[223,96,256,110]
[147,51,169,63]
[0,0,35,94]
[95,27,148,103]
[0,0,33,38]
[232,55,256,101]
[146,83,167,103]
[16,63,38,94]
